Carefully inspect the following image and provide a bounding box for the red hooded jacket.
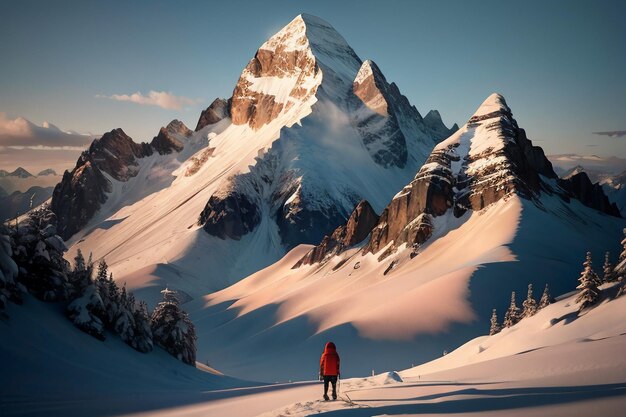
[320,342,340,376]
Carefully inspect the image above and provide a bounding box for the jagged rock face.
[365,93,559,257]
[424,110,453,139]
[230,16,319,130]
[352,60,408,168]
[195,98,231,131]
[198,15,454,251]
[296,200,379,266]
[50,158,110,239]
[150,120,192,155]
[50,128,154,239]
[366,148,456,254]
[198,192,261,240]
[558,172,620,217]
[88,128,153,181]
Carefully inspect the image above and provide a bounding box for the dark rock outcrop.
[558,172,620,217]
[352,60,408,168]
[195,98,231,131]
[150,120,192,155]
[88,128,153,181]
[295,200,379,267]
[50,128,154,239]
[363,94,559,257]
[50,159,110,239]
[366,147,456,255]
[198,192,261,240]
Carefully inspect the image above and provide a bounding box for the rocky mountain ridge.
[298,93,619,265]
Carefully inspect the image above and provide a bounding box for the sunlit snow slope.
[66,14,453,301]
[188,95,623,382]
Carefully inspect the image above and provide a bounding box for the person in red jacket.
[319,341,340,400]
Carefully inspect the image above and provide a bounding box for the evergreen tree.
[0,225,20,309]
[94,260,118,327]
[66,256,105,340]
[538,284,551,309]
[151,288,197,365]
[489,309,500,335]
[618,228,626,263]
[9,207,69,301]
[576,251,600,310]
[114,284,136,344]
[503,291,520,328]
[602,252,616,283]
[522,284,538,318]
[132,300,154,353]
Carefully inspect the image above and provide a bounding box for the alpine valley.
[2,12,625,417]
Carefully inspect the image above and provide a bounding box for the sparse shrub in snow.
[489,308,501,335]
[602,252,616,283]
[522,284,538,318]
[151,288,197,365]
[503,291,521,327]
[538,284,551,309]
[575,251,600,311]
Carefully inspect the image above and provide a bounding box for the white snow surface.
[188,190,623,382]
[67,14,445,304]
[4,285,626,417]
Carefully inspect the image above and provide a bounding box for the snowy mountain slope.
[63,14,454,299]
[17,286,625,417]
[254,286,626,417]
[0,295,252,417]
[187,94,624,382]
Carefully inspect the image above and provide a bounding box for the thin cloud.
[0,113,95,149]
[96,90,202,110]
[593,131,626,138]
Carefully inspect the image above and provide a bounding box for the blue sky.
[1,0,625,171]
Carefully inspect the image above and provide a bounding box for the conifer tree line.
[489,228,626,335]
[0,207,196,365]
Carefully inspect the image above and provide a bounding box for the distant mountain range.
[0,167,57,178]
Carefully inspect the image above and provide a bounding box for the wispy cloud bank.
[96,90,202,110]
[593,131,626,138]
[0,113,95,149]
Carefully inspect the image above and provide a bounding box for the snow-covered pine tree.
[68,249,87,298]
[538,284,551,309]
[620,229,626,262]
[151,288,197,365]
[576,251,600,310]
[522,284,538,318]
[0,225,20,309]
[66,253,105,340]
[503,291,521,327]
[489,309,500,335]
[131,300,154,353]
[9,207,69,301]
[114,284,136,345]
[602,252,616,283]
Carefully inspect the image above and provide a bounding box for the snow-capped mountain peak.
[55,13,455,299]
[470,92,510,119]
